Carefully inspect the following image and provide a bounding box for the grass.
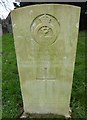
[2,31,86,119]
[71,31,86,118]
[0,33,2,120]
[2,33,23,118]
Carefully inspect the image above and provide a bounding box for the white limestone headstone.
[11,4,81,117]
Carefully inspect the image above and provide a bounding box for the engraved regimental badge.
[30,14,60,46]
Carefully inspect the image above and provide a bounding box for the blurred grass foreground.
[2,31,86,119]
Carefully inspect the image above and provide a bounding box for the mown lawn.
[2,31,86,119]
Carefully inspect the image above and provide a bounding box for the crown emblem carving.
[39,14,51,24]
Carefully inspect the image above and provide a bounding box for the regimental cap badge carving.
[30,14,60,46]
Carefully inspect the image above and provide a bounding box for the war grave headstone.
[11,4,81,118]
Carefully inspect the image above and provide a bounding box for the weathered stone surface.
[11,4,81,117]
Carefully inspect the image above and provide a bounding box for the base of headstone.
[20,110,72,119]
[20,112,30,118]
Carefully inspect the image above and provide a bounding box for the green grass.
[2,33,23,118]
[71,31,86,118]
[2,31,86,119]
[0,34,2,119]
